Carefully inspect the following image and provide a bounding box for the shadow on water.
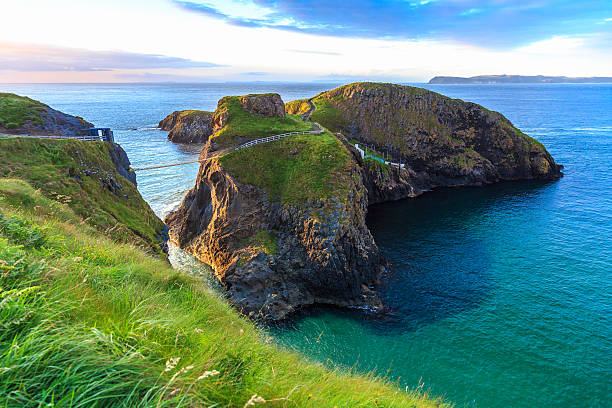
[272,179,557,335]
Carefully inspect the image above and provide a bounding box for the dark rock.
[165,158,383,321]
[107,143,137,186]
[159,110,214,144]
[239,94,285,118]
[0,105,93,136]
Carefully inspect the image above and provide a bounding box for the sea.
[2,82,610,407]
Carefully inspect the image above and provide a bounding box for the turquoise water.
[2,83,610,407]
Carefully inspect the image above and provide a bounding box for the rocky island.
[429,75,612,84]
[165,82,563,321]
[159,110,214,143]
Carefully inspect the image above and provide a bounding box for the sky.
[0,0,610,83]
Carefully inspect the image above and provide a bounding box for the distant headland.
[428,75,612,84]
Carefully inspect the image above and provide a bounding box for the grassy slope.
[220,131,353,204]
[306,82,547,152]
[211,96,312,148]
[284,99,311,116]
[0,178,447,407]
[0,138,164,255]
[0,93,46,129]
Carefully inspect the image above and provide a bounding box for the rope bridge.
[133,124,323,171]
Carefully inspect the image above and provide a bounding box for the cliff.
[429,75,612,84]
[159,94,300,146]
[291,82,562,202]
[0,137,166,255]
[165,93,382,320]
[159,110,214,143]
[0,93,93,135]
[168,83,563,320]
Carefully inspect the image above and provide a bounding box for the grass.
[0,138,165,255]
[0,93,46,129]
[364,157,392,181]
[177,110,212,120]
[220,131,354,204]
[252,230,278,255]
[308,96,348,133]
[211,96,312,148]
[0,177,448,407]
[285,99,311,116]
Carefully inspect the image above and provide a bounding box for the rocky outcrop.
[159,110,214,143]
[239,93,285,118]
[165,156,383,321]
[107,143,137,187]
[0,93,93,136]
[168,83,564,321]
[295,83,563,203]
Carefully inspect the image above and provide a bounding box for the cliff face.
[165,158,382,320]
[159,110,214,143]
[0,93,93,136]
[291,83,562,202]
[165,93,383,320]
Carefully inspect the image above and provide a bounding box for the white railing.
[354,143,405,168]
[0,133,105,142]
[233,124,324,151]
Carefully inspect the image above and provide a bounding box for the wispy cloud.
[286,49,342,56]
[173,0,612,48]
[0,42,221,72]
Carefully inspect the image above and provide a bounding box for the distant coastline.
[428,75,612,84]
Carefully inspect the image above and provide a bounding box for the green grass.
[309,96,348,133]
[0,93,46,129]
[220,131,354,204]
[0,178,448,407]
[177,110,212,120]
[0,138,165,255]
[364,157,392,181]
[211,96,312,148]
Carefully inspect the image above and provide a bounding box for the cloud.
[0,42,221,72]
[173,0,612,48]
[286,49,341,56]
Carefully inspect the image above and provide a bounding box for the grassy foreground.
[0,136,448,407]
[0,178,447,407]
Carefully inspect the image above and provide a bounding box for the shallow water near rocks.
[3,82,610,407]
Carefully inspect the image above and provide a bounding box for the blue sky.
[174,0,612,48]
[0,0,610,82]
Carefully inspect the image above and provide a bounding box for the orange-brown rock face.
[165,158,383,320]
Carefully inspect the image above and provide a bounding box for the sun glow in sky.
[0,0,610,82]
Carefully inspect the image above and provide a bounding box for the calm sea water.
[2,82,610,407]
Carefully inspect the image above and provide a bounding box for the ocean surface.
[2,82,610,407]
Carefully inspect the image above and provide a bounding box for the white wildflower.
[165,357,180,372]
[197,370,220,380]
[244,394,266,407]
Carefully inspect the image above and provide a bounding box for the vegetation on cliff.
[220,130,353,204]
[210,95,311,148]
[0,139,446,406]
[0,93,46,129]
[0,138,164,255]
[0,93,92,135]
[289,82,562,183]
